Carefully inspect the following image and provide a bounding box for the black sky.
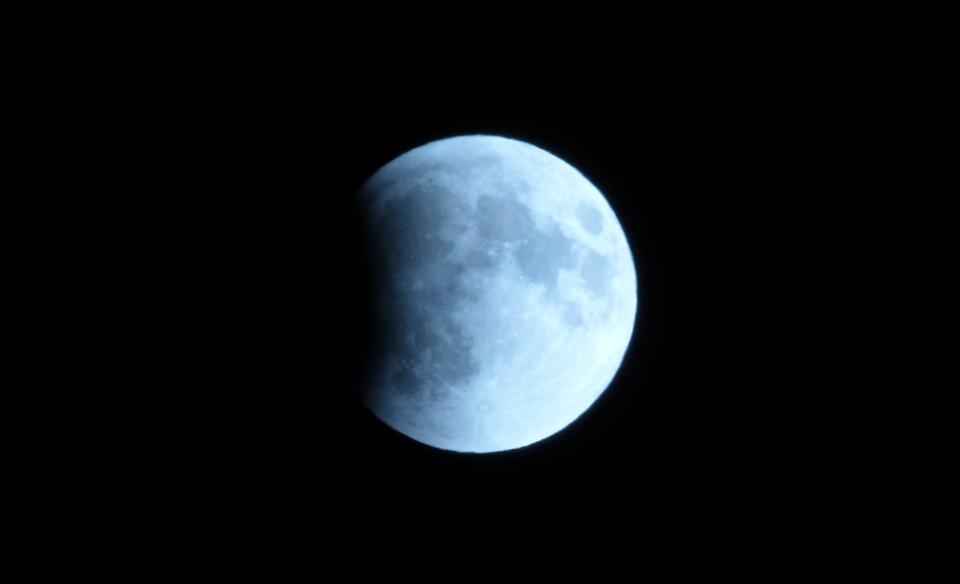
[11,0,954,557]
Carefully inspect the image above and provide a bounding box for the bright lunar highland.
[359,135,637,453]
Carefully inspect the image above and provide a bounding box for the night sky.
[18,0,952,554]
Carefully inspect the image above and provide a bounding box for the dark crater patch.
[476,194,534,243]
[429,320,477,384]
[441,260,483,304]
[377,183,462,270]
[389,366,422,398]
[462,249,497,271]
[381,300,479,401]
[562,302,584,328]
[476,192,577,291]
[515,226,576,290]
[576,203,604,235]
[581,249,615,297]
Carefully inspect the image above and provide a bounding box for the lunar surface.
[359,135,637,453]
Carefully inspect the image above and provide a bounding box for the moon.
[359,135,637,453]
